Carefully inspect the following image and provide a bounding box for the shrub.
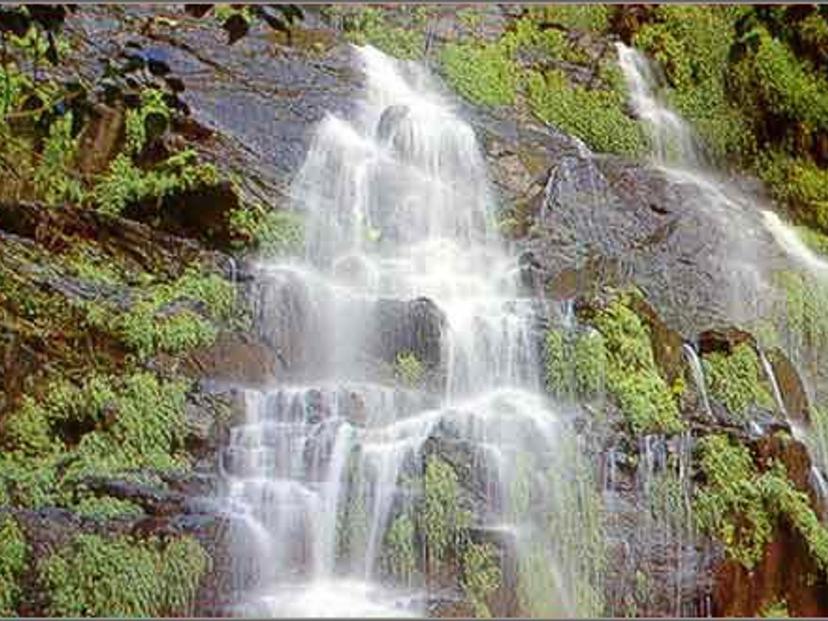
[591,297,683,434]
[527,69,647,156]
[702,344,774,417]
[394,351,424,388]
[39,533,209,617]
[0,516,28,615]
[440,42,517,107]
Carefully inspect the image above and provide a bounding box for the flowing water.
[222,46,599,617]
[616,44,828,516]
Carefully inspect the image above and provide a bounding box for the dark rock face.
[475,132,792,335]
[372,297,447,378]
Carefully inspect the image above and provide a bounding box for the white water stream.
[222,46,595,617]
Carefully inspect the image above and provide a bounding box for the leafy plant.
[0,516,28,616]
[39,533,209,617]
[591,296,683,434]
[703,344,775,417]
[394,351,424,388]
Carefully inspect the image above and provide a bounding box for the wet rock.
[124,179,241,250]
[522,150,789,336]
[372,296,447,378]
[75,102,126,175]
[767,347,811,425]
[0,201,232,278]
[713,523,828,617]
[697,327,755,355]
[82,478,186,517]
[185,330,279,386]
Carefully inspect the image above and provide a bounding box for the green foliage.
[0,372,190,510]
[229,205,304,254]
[0,516,28,616]
[544,328,607,399]
[39,533,208,617]
[694,435,773,569]
[760,600,789,618]
[777,270,828,354]
[94,150,219,217]
[125,89,171,155]
[527,69,646,156]
[33,112,84,205]
[748,27,828,131]
[63,372,190,483]
[394,351,424,388]
[541,5,611,34]
[73,495,144,520]
[384,513,416,584]
[703,344,774,417]
[574,330,608,399]
[462,543,501,618]
[340,7,425,60]
[83,265,235,359]
[440,42,517,107]
[760,464,828,573]
[695,434,828,572]
[759,153,828,231]
[591,297,683,435]
[422,457,470,571]
[543,329,566,395]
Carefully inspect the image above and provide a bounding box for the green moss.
[574,330,608,399]
[125,89,171,156]
[422,456,470,571]
[760,461,828,573]
[0,372,190,509]
[0,516,28,616]
[760,600,789,618]
[794,225,828,257]
[340,7,425,60]
[545,328,607,400]
[73,495,144,520]
[540,5,611,34]
[543,329,567,395]
[632,6,756,164]
[777,270,828,353]
[229,205,304,254]
[703,344,775,417]
[695,434,828,572]
[527,69,646,156]
[440,42,517,107]
[759,153,828,231]
[33,113,84,206]
[394,351,424,389]
[83,265,235,359]
[39,533,208,617]
[384,513,416,584]
[694,435,773,569]
[749,27,828,131]
[462,543,501,618]
[94,150,219,217]
[591,297,683,435]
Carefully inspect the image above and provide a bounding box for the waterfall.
[615,43,700,168]
[757,348,789,422]
[221,45,599,617]
[682,343,712,419]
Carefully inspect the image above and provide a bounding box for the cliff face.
[1,4,828,618]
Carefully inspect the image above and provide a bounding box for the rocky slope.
[1,4,828,618]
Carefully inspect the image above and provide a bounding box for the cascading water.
[616,44,828,516]
[221,45,600,617]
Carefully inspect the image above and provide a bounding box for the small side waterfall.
[221,45,601,617]
[682,344,712,419]
[615,43,700,168]
[757,348,789,422]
